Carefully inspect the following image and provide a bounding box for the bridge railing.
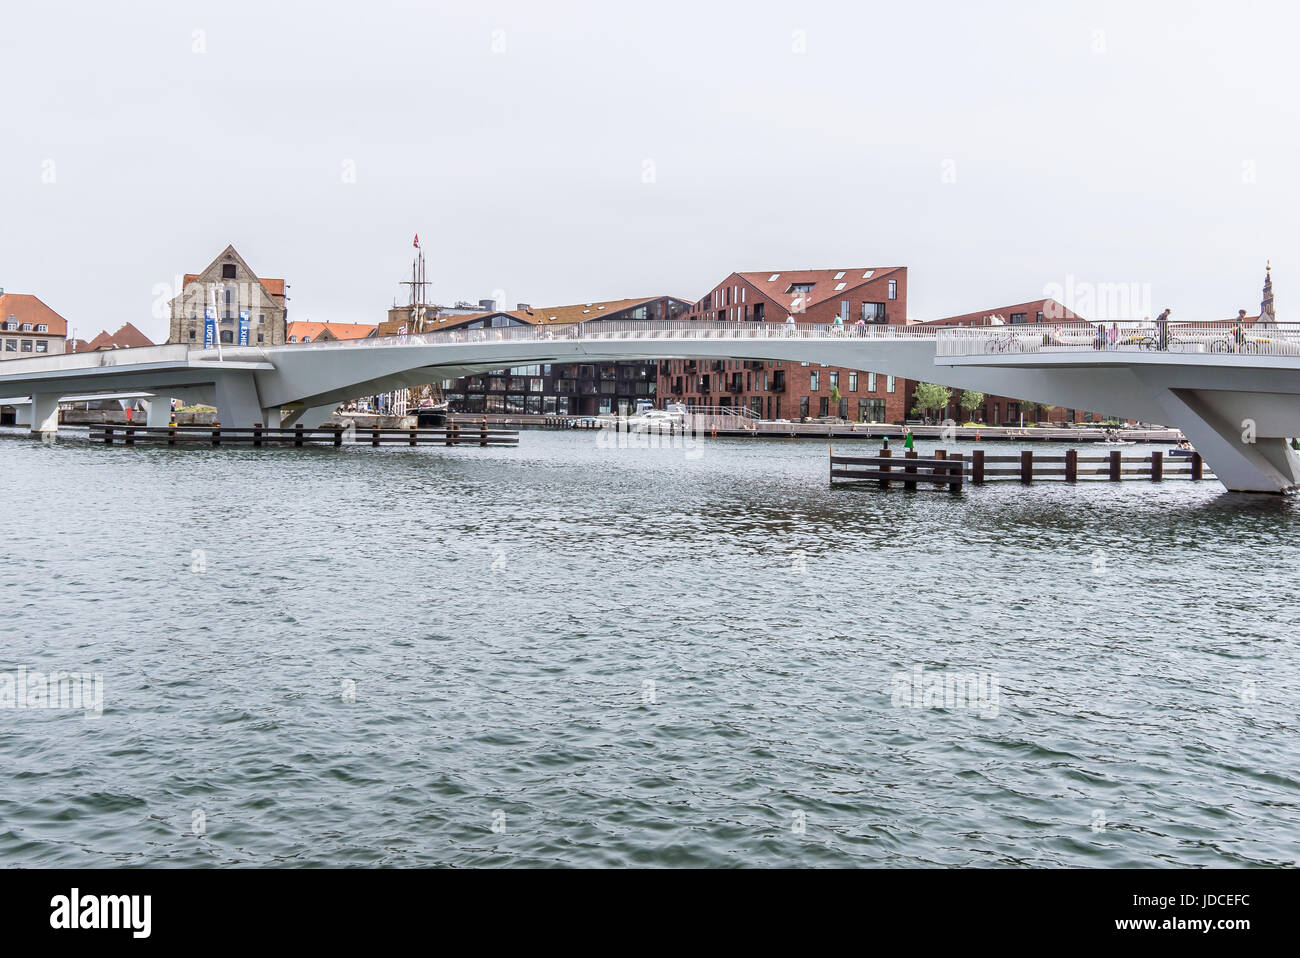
[0,342,192,376]
[935,321,1300,358]
[281,319,946,351]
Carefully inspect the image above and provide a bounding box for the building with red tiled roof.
[168,245,288,348]
[662,267,909,422]
[0,292,70,360]
[377,295,690,338]
[286,322,377,343]
[419,296,690,417]
[69,322,154,353]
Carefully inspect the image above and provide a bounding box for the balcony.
[770,378,787,393]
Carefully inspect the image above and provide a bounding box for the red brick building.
[916,298,1101,424]
[661,267,911,421]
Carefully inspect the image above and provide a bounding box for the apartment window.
[1010,313,1027,324]
[829,371,839,389]
[840,300,850,320]
[2,321,15,331]
[20,323,32,332]
[224,288,233,304]
[860,398,885,422]
[887,376,896,393]
[888,279,898,300]
[36,341,48,352]
[257,333,264,343]
[809,370,819,391]
[1036,311,1044,323]
[4,340,15,351]
[258,314,265,324]
[220,330,234,343]
[222,264,237,279]
[799,396,810,418]
[36,324,48,332]
[189,329,196,340]
[819,397,829,417]
[848,372,858,392]
[21,340,33,351]
[868,373,877,392]
[861,302,886,322]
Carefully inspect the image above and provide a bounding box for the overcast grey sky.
[2,0,1296,343]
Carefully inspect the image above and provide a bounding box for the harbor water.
[1,427,1297,867]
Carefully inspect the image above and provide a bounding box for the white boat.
[598,401,688,430]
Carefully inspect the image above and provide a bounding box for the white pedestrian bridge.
[4,319,1300,494]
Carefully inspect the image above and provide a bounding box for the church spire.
[1259,261,1276,327]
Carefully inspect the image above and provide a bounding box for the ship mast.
[397,235,443,408]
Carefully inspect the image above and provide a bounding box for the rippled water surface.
[2,427,1298,867]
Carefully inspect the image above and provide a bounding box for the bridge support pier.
[29,393,60,434]
[212,372,269,428]
[279,403,341,428]
[143,397,172,427]
[1160,388,1300,493]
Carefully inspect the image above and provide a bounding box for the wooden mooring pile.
[89,422,518,448]
[830,447,1214,490]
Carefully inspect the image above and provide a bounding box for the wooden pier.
[831,447,1214,490]
[829,448,964,492]
[89,422,518,448]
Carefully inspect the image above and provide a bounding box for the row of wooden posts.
[829,447,1210,491]
[91,422,519,448]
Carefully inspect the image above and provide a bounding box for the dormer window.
[786,283,815,294]
[36,324,47,332]
[20,323,33,331]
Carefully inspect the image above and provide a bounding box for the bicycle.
[1209,337,1258,354]
[983,332,1022,354]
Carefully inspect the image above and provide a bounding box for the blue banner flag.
[238,309,249,346]
[204,307,216,348]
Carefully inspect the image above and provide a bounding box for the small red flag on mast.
[413,234,420,249]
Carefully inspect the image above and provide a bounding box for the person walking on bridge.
[1155,308,1171,350]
